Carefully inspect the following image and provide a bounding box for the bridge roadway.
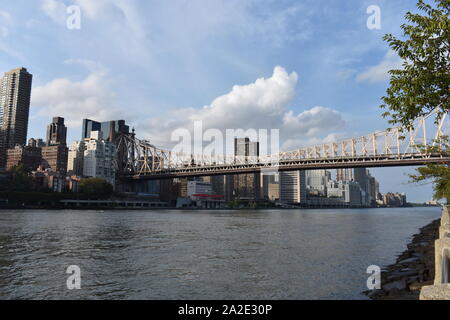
[119,153,450,181]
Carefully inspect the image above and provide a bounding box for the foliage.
[381,0,450,202]
[381,0,449,128]
[79,178,114,199]
[409,139,450,201]
[0,164,34,192]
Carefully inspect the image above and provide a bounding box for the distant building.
[187,180,213,197]
[227,137,261,201]
[354,168,373,206]
[268,183,280,201]
[336,168,354,182]
[202,175,225,196]
[279,170,306,204]
[306,170,331,196]
[41,145,69,174]
[0,67,33,169]
[262,174,277,200]
[32,168,65,192]
[28,138,45,148]
[46,117,67,146]
[383,192,407,207]
[67,141,85,176]
[6,144,41,171]
[82,131,116,186]
[82,119,129,142]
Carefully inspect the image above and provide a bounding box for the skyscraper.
[46,117,67,146]
[0,67,33,169]
[354,168,372,206]
[41,117,69,174]
[227,138,261,201]
[279,171,306,204]
[82,119,129,142]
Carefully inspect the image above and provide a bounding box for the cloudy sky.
[0,0,438,202]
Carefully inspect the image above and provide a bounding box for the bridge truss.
[116,109,450,180]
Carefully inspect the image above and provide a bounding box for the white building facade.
[82,132,116,186]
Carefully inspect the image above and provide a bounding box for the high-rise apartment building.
[41,145,69,174]
[82,131,116,186]
[279,171,306,204]
[354,168,374,206]
[46,117,67,146]
[0,67,33,169]
[67,141,85,176]
[306,170,331,196]
[227,138,261,201]
[41,117,68,174]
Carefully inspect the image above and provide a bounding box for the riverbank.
[365,217,440,300]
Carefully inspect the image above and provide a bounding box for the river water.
[0,207,441,300]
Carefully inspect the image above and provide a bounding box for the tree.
[79,178,114,199]
[380,0,449,202]
[1,164,34,192]
[381,0,449,127]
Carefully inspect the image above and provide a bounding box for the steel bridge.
[116,109,449,181]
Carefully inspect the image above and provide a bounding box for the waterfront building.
[268,183,280,201]
[82,131,116,186]
[159,179,181,203]
[383,192,407,207]
[306,170,331,196]
[354,168,372,206]
[187,180,213,197]
[279,170,306,204]
[262,174,278,200]
[6,144,41,171]
[202,175,226,196]
[32,167,66,192]
[0,67,33,169]
[326,180,363,207]
[46,117,67,146]
[67,141,85,176]
[227,138,261,201]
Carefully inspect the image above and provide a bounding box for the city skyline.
[0,0,438,202]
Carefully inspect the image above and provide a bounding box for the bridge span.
[116,109,449,181]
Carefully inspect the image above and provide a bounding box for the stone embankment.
[366,218,440,299]
[365,205,450,300]
[420,205,450,300]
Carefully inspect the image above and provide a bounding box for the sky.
[0,0,441,202]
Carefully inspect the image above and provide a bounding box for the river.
[0,207,441,300]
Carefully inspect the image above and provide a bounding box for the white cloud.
[40,0,67,25]
[0,10,12,38]
[356,50,403,83]
[137,66,346,151]
[31,68,123,128]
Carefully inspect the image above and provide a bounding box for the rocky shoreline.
[365,218,440,300]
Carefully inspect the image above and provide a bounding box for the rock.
[398,257,420,264]
[383,279,407,291]
[409,280,434,292]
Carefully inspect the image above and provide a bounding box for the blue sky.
[0,0,438,202]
